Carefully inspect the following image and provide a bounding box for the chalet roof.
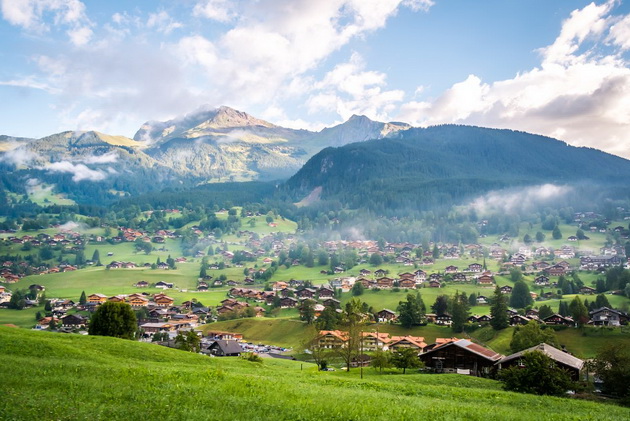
[498,343,584,371]
[589,306,626,316]
[423,339,502,361]
[209,340,243,355]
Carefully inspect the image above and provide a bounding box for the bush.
[242,352,263,363]
[499,351,574,396]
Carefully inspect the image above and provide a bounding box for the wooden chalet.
[376,277,394,288]
[318,330,348,348]
[497,343,584,381]
[420,339,503,376]
[87,293,107,304]
[477,275,494,286]
[543,314,574,326]
[509,314,532,326]
[388,336,426,352]
[207,340,242,357]
[589,307,629,326]
[499,285,513,294]
[399,278,416,289]
[377,309,397,323]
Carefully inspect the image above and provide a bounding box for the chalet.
[509,314,531,326]
[296,288,317,299]
[414,269,427,281]
[60,314,87,329]
[57,299,75,309]
[435,313,452,326]
[357,278,372,288]
[579,286,596,295]
[377,309,397,323]
[580,255,623,269]
[374,269,387,277]
[428,280,442,288]
[445,265,458,274]
[499,285,513,294]
[476,296,488,305]
[477,275,494,286]
[154,294,175,308]
[135,280,149,288]
[399,279,416,289]
[497,343,584,381]
[420,339,503,376]
[452,273,467,282]
[361,332,391,351]
[322,298,341,309]
[207,340,243,357]
[317,287,334,299]
[155,281,174,289]
[318,330,347,348]
[128,295,149,307]
[589,307,629,326]
[280,297,298,308]
[534,275,550,286]
[108,295,126,303]
[544,265,566,277]
[525,309,539,319]
[477,314,493,324]
[388,336,426,352]
[468,263,483,273]
[87,293,107,304]
[376,277,394,288]
[140,322,175,333]
[543,314,574,326]
[359,269,372,277]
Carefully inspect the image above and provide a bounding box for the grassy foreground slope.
[1,328,629,420]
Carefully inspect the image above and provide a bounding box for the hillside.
[1,327,628,420]
[285,125,630,210]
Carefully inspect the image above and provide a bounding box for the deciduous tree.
[88,301,137,340]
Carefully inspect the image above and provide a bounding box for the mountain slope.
[285,125,630,210]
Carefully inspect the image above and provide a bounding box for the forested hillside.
[285,125,630,211]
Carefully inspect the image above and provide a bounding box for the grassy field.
[199,318,311,349]
[1,327,629,420]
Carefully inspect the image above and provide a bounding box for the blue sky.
[1,0,630,158]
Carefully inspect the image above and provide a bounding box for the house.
[322,298,341,308]
[497,343,584,381]
[509,314,532,326]
[135,280,149,288]
[420,339,503,376]
[318,330,348,348]
[376,277,394,288]
[428,280,442,288]
[388,336,426,352]
[476,296,488,305]
[543,314,574,326]
[87,293,107,304]
[377,309,397,323]
[154,294,175,308]
[477,275,494,286]
[280,297,298,308]
[435,313,452,326]
[477,314,493,324]
[60,314,87,328]
[589,307,629,326]
[544,265,566,277]
[205,331,243,341]
[534,276,549,286]
[399,278,416,289]
[468,263,483,273]
[361,332,391,351]
[317,287,334,299]
[445,265,458,273]
[452,273,467,282]
[207,340,243,357]
[155,281,174,289]
[579,286,596,295]
[499,285,513,294]
[374,269,387,277]
[296,288,317,299]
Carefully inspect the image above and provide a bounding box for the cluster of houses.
[316,330,584,379]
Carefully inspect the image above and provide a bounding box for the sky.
[1,0,630,159]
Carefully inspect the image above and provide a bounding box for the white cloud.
[397,1,630,159]
[307,53,405,121]
[193,0,236,23]
[0,145,38,166]
[1,0,93,46]
[467,184,573,216]
[44,161,107,181]
[80,151,118,164]
[147,10,182,34]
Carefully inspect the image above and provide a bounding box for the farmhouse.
[497,343,584,381]
[420,339,503,376]
[377,309,397,323]
[207,340,243,357]
[87,293,107,304]
[589,307,629,326]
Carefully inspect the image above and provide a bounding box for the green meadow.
[1,327,629,421]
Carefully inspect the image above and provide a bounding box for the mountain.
[285,125,630,210]
[0,106,410,204]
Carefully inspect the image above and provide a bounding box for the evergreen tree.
[79,290,87,305]
[569,296,589,326]
[468,292,477,307]
[369,253,383,266]
[450,291,470,333]
[552,226,562,240]
[535,231,545,242]
[538,304,554,320]
[92,249,102,266]
[490,286,509,330]
[397,292,426,328]
[299,299,316,325]
[594,293,610,309]
[351,281,365,296]
[558,301,569,317]
[510,281,533,309]
[431,295,450,316]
